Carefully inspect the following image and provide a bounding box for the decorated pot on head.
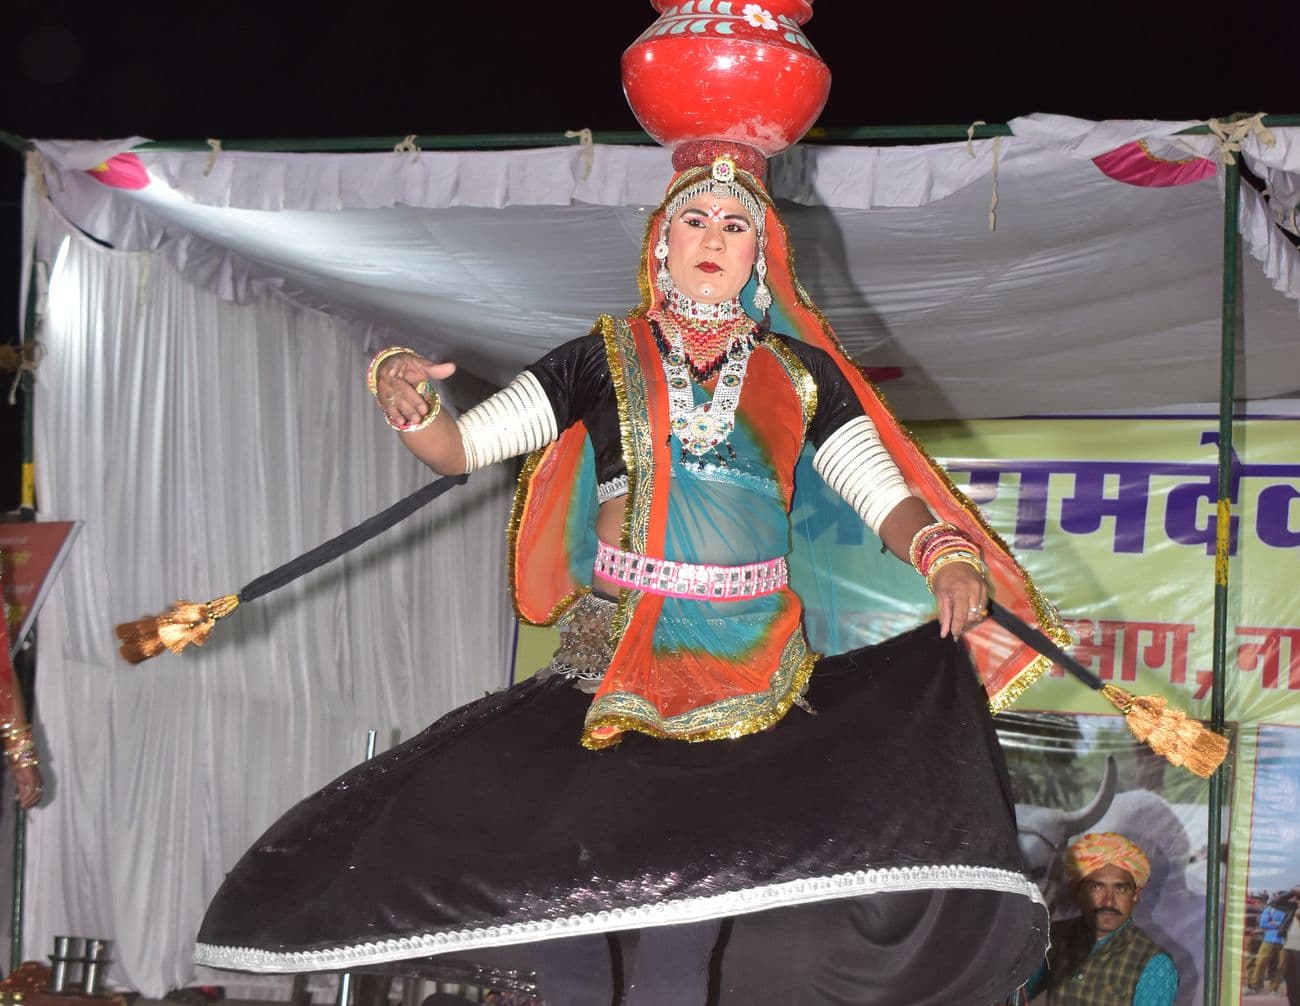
[622,0,831,176]
[623,0,830,317]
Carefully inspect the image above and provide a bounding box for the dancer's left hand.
[13,763,42,809]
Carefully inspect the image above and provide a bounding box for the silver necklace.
[664,288,747,322]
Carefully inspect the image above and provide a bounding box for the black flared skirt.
[196,624,1046,1005]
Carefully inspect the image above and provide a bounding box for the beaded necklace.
[652,290,758,380]
[652,311,758,383]
[650,319,759,465]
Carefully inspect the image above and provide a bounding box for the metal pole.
[1203,154,1240,1006]
[8,812,24,973]
[9,252,40,972]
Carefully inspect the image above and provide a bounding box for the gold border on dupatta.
[604,316,657,641]
[506,320,604,628]
[760,338,818,433]
[581,626,818,750]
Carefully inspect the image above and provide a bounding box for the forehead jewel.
[664,156,764,233]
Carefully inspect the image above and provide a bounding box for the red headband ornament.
[622,1,832,176]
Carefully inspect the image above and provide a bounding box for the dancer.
[194,5,1068,1003]
[195,142,1065,1004]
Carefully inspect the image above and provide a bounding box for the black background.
[1,2,1295,510]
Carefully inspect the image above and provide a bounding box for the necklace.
[663,288,747,322]
[652,310,757,382]
[650,318,756,462]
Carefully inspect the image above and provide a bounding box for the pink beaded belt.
[593,540,788,601]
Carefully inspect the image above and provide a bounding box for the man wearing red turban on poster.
[1026,832,1178,1005]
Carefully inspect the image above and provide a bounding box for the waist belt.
[594,540,788,601]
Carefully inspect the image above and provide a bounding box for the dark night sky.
[2,2,1296,509]
[6,4,1293,142]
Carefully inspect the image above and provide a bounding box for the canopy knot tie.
[25,150,49,199]
[966,121,1001,232]
[203,138,223,177]
[393,134,421,161]
[1206,112,1274,166]
[565,128,594,180]
[3,342,45,406]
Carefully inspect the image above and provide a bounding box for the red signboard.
[0,520,82,654]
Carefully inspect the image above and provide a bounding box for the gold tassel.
[115,594,241,664]
[1101,684,1229,779]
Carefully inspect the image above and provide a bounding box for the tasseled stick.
[116,595,240,664]
[1100,683,1229,780]
[113,474,466,664]
[987,602,1228,778]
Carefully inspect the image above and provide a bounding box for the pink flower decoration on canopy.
[86,153,150,190]
[742,4,779,29]
[1091,140,1217,188]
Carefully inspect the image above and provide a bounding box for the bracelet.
[2,724,38,769]
[368,347,442,433]
[924,551,988,593]
[366,346,418,397]
[909,521,983,579]
[6,746,38,770]
[917,539,975,573]
[388,380,442,433]
[908,522,954,568]
[916,535,972,573]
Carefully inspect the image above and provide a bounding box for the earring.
[753,246,772,312]
[655,237,674,293]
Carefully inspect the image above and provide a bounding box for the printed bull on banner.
[1009,741,1212,1006]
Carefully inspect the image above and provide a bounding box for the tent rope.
[2,343,44,407]
[1205,112,1275,165]
[565,128,595,179]
[203,139,222,177]
[966,121,1001,231]
[24,150,48,200]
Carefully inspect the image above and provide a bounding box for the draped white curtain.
[23,195,517,996]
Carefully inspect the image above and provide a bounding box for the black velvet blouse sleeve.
[524,333,625,483]
[524,334,611,431]
[770,336,867,448]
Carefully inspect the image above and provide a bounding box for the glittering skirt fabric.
[196,623,1046,1005]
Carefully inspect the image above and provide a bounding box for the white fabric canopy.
[15,116,1300,996]
[27,115,1300,419]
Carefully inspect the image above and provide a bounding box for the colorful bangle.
[909,522,954,568]
[916,536,965,571]
[910,521,983,579]
[924,551,988,594]
[916,537,977,572]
